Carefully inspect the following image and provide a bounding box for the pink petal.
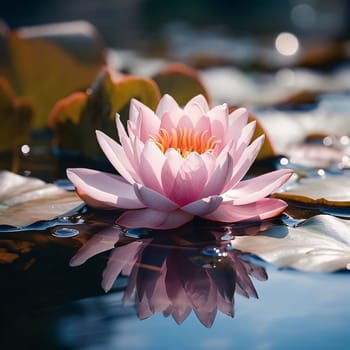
[225,107,249,144]
[207,103,228,143]
[165,152,208,206]
[139,140,165,193]
[157,94,182,119]
[70,226,121,266]
[133,183,179,211]
[203,198,288,223]
[115,115,142,183]
[200,153,233,198]
[129,99,161,142]
[224,135,265,192]
[116,208,193,229]
[102,241,144,292]
[223,169,293,205]
[181,196,222,216]
[233,121,256,158]
[161,149,184,196]
[96,130,136,184]
[184,94,209,113]
[66,168,144,209]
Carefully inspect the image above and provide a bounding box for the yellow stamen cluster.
[151,127,219,157]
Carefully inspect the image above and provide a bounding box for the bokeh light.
[275,32,299,56]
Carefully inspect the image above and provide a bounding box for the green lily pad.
[49,67,160,158]
[0,21,106,129]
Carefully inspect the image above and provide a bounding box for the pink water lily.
[67,94,292,229]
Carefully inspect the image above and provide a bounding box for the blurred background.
[2,0,350,49]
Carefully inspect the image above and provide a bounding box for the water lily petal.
[139,139,166,193]
[157,94,183,121]
[181,196,222,216]
[102,241,145,292]
[234,120,256,157]
[70,226,121,266]
[224,135,265,191]
[166,152,208,206]
[96,130,136,184]
[117,208,193,229]
[133,183,179,211]
[226,107,249,144]
[207,103,228,142]
[184,94,209,114]
[203,198,287,223]
[200,153,233,198]
[223,169,293,205]
[115,115,142,183]
[129,98,161,142]
[161,148,184,194]
[66,168,144,209]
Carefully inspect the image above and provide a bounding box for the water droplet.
[57,216,71,224]
[202,246,227,258]
[52,227,79,238]
[221,234,234,241]
[123,228,149,239]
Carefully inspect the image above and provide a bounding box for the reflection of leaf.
[50,68,160,158]
[232,215,350,272]
[0,171,82,227]
[1,22,105,129]
[274,175,350,206]
[153,62,210,106]
[0,76,33,151]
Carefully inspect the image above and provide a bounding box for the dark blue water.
[1,208,349,350]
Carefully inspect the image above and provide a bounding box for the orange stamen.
[151,128,220,157]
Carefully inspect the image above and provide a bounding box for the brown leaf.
[0,170,83,227]
[153,62,211,106]
[49,68,160,158]
[1,21,106,129]
[0,76,33,152]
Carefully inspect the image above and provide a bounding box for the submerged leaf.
[0,171,82,227]
[232,215,350,272]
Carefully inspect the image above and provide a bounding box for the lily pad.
[0,171,82,227]
[274,175,350,206]
[1,21,106,129]
[231,214,350,272]
[153,62,211,106]
[49,67,160,158]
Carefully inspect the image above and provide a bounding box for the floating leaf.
[49,67,160,158]
[274,175,350,207]
[232,215,350,272]
[1,21,106,129]
[153,62,210,106]
[0,76,33,152]
[0,171,82,227]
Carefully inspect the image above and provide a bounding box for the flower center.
[151,127,219,157]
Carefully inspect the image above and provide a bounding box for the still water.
[1,207,349,350]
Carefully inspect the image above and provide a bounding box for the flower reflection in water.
[70,221,270,328]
